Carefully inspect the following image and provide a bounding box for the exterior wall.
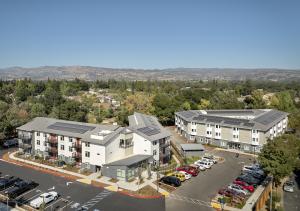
[57,135,75,162]
[105,134,132,163]
[102,165,127,181]
[239,128,251,144]
[34,131,47,156]
[132,133,152,157]
[82,142,106,168]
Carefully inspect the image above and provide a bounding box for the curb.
[2,152,165,200]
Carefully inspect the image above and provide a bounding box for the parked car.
[178,171,192,180]
[160,176,181,187]
[201,158,214,165]
[228,184,249,195]
[190,163,206,171]
[166,172,186,182]
[2,139,18,148]
[194,161,211,169]
[283,181,295,192]
[0,177,21,191]
[218,188,246,199]
[5,180,39,198]
[176,166,199,176]
[242,165,264,176]
[233,180,255,192]
[203,155,218,164]
[30,191,59,208]
[236,175,260,187]
[242,172,265,181]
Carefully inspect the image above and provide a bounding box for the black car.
[244,171,265,181]
[0,176,22,190]
[2,139,18,148]
[5,180,38,198]
[160,176,181,187]
[236,175,260,187]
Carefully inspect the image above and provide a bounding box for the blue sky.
[0,0,299,69]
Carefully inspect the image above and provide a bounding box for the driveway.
[284,170,300,211]
[166,150,255,211]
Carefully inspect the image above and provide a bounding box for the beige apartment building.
[175,109,288,153]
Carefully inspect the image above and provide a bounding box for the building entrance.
[228,142,241,150]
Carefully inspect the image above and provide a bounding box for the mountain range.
[0,66,300,81]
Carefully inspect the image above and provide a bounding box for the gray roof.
[180,144,205,151]
[128,112,171,141]
[175,109,288,131]
[17,117,121,145]
[103,154,153,166]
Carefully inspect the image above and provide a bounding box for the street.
[284,171,300,211]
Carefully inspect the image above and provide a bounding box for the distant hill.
[0,66,299,81]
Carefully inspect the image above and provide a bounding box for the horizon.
[1,0,300,69]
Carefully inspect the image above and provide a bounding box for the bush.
[272,191,281,203]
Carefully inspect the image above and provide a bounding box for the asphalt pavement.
[166,150,254,211]
[0,147,165,211]
[284,171,300,211]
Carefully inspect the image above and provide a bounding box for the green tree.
[30,103,47,118]
[258,135,300,186]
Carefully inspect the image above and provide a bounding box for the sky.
[0,0,300,69]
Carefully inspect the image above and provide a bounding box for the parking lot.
[166,150,255,211]
[0,148,165,211]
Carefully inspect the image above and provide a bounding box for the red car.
[234,180,255,192]
[176,166,199,176]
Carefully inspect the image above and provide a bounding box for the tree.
[123,93,154,114]
[210,91,243,109]
[258,135,300,186]
[30,103,46,118]
[251,90,266,108]
[271,91,296,112]
[181,101,191,110]
[198,99,211,109]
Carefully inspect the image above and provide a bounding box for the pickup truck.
[30,191,59,208]
[0,176,22,190]
[5,180,39,198]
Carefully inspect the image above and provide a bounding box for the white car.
[228,184,249,195]
[179,171,192,180]
[201,158,214,166]
[30,191,59,209]
[194,161,211,169]
[242,165,264,175]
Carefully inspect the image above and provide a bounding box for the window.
[192,129,196,132]
[252,138,258,142]
[69,138,73,142]
[44,141,47,146]
[69,146,72,152]
[206,124,211,127]
[206,131,211,135]
[37,140,40,145]
[215,125,220,129]
[233,127,239,131]
[44,133,47,137]
[153,150,157,156]
[61,145,64,150]
[37,132,40,137]
[85,142,90,147]
[85,151,90,157]
[233,135,239,139]
[215,132,221,137]
[60,136,64,141]
[153,141,157,146]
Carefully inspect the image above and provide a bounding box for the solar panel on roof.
[254,110,284,125]
[244,123,255,127]
[193,115,206,121]
[180,111,196,118]
[137,126,160,136]
[47,122,96,134]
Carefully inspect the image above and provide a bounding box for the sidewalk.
[7,151,167,195]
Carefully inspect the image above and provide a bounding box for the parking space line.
[15,188,38,200]
[25,192,42,202]
[59,200,73,210]
[168,194,211,208]
[45,198,63,209]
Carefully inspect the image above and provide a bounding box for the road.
[284,171,300,211]
[0,147,165,211]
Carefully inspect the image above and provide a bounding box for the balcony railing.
[119,143,134,148]
[47,136,58,144]
[18,134,32,141]
[18,143,32,149]
[45,147,58,154]
[72,142,82,149]
[72,152,82,158]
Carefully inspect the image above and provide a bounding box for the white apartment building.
[175,109,288,153]
[17,112,171,181]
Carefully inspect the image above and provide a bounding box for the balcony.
[18,134,32,141]
[72,142,82,150]
[18,142,32,149]
[72,152,82,158]
[119,142,134,148]
[46,147,58,154]
[47,136,58,144]
[159,141,170,148]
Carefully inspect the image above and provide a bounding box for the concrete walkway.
[8,151,167,194]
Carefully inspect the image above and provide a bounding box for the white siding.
[82,142,106,166]
[133,133,152,156]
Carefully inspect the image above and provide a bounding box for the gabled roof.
[128,112,171,141]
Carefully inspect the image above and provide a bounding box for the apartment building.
[175,109,288,153]
[17,112,171,181]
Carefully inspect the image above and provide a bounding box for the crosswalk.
[168,194,212,208]
[79,189,112,210]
